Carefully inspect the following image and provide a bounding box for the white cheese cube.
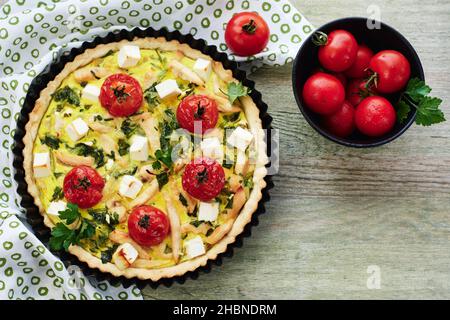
[33,152,51,178]
[184,236,206,259]
[81,84,100,102]
[117,45,141,68]
[226,127,253,151]
[198,201,220,222]
[155,79,182,99]
[193,58,212,82]
[47,200,67,217]
[200,137,223,162]
[130,135,149,161]
[112,243,139,270]
[65,118,89,142]
[119,175,143,199]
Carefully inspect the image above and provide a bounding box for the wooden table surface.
[142,0,450,300]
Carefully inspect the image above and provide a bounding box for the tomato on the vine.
[368,50,411,94]
[302,72,345,115]
[128,205,170,246]
[63,165,105,209]
[346,78,376,107]
[313,30,358,72]
[225,12,270,56]
[99,73,143,117]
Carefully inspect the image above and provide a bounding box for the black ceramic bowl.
[292,17,424,148]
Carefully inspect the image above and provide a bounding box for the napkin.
[0,0,312,300]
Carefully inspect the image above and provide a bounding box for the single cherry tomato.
[313,30,358,72]
[63,165,105,209]
[99,73,143,117]
[177,95,219,134]
[302,72,345,115]
[355,96,396,137]
[331,72,348,88]
[368,50,411,94]
[346,78,376,107]
[345,45,374,78]
[322,101,355,138]
[182,157,225,202]
[128,205,170,246]
[225,12,270,56]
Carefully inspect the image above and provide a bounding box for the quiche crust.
[23,37,268,280]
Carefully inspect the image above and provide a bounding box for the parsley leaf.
[397,78,445,126]
[223,82,250,104]
[59,203,81,225]
[155,148,173,168]
[49,223,76,251]
[156,172,169,189]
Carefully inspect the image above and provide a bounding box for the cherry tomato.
[302,72,345,115]
[345,45,374,78]
[346,78,376,107]
[225,12,270,56]
[322,101,355,138]
[314,30,358,72]
[128,205,170,246]
[63,165,105,209]
[99,73,143,117]
[368,50,411,94]
[355,96,396,137]
[182,157,225,202]
[331,72,348,88]
[177,95,219,134]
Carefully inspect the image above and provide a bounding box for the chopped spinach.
[144,82,160,110]
[52,86,80,106]
[40,134,61,150]
[190,220,203,228]
[118,138,130,156]
[112,166,137,179]
[71,143,106,168]
[156,172,169,189]
[100,244,118,264]
[53,172,63,179]
[179,194,188,207]
[120,118,142,138]
[50,186,64,202]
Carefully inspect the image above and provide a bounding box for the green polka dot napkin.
[0,0,312,300]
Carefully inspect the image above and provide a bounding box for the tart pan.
[12,26,274,289]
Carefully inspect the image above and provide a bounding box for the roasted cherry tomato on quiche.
[368,50,411,94]
[313,30,358,72]
[99,73,143,117]
[177,94,219,134]
[355,96,396,137]
[225,12,270,56]
[344,44,374,78]
[128,205,170,247]
[63,165,105,209]
[182,157,225,202]
[302,72,345,115]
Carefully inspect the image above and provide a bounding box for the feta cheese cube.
[81,84,100,102]
[184,236,206,259]
[112,243,139,270]
[155,79,182,99]
[47,200,67,217]
[33,152,51,178]
[193,58,212,82]
[198,201,220,222]
[130,135,149,161]
[65,118,89,142]
[119,175,143,199]
[117,45,141,68]
[200,137,223,162]
[226,127,253,151]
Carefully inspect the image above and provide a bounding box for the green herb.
[138,215,150,229]
[118,138,130,156]
[112,166,137,179]
[106,150,116,160]
[190,220,203,228]
[90,70,100,80]
[164,245,172,254]
[196,168,208,184]
[101,244,118,264]
[225,194,234,209]
[75,176,91,191]
[56,104,64,112]
[83,104,92,110]
[144,82,160,110]
[179,194,188,207]
[80,81,87,88]
[94,115,103,121]
[159,109,179,153]
[155,49,166,67]
[111,85,130,102]
[50,186,64,202]
[72,143,106,168]
[156,172,169,189]
[52,86,80,106]
[222,157,233,169]
[40,134,61,150]
[120,118,141,138]
[188,205,198,217]
[59,203,81,225]
[88,207,119,226]
[194,102,206,120]
[223,112,241,123]
[53,172,63,179]
[152,160,162,171]
[244,173,254,189]
[397,78,445,126]
[101,49,114,58]
[222,82,250,104]
[155,148,173,168]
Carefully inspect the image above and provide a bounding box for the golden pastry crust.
[23,37,268,280]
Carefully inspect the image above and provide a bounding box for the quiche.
[23,37,268,280]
